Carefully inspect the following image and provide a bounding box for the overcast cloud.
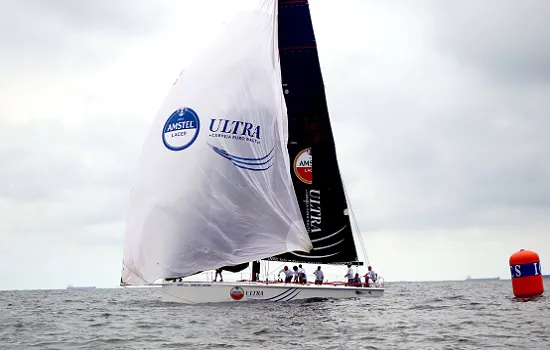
[1,0,549,289]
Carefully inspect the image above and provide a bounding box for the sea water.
[0,281,548,349]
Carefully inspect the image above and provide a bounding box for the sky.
[1,0,549,290]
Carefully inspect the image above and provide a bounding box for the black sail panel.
[268,0,361,265]
[218,262,250,273]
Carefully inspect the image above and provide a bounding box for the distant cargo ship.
[67,285,96,290]
[543,274,550,279]
[465,276,500,281]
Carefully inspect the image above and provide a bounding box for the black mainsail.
[267,0,363,266]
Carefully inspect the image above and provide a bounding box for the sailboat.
[120,0,384,303]
[66,285,96,290]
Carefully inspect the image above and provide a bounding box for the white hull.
[161,281,384,304]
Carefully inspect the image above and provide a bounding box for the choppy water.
[0,281,548,349]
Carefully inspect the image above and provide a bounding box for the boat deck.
[164,280,384,290]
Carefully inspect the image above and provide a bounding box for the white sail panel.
[122,0,312,286]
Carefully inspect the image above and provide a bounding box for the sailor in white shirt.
[278,266,294,283]
[344,264,354,286]
[364,266,377,286]
[313,266,324,285]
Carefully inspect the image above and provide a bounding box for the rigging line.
[264,260,269,281]
[261,260,280,281]
[268,262,285,276]
[341,180,370,267]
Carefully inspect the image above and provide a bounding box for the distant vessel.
[67,285,96,290]
[542,274,550,279]
[465,276,500,281]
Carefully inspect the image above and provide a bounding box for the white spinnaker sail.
[121,0,312,285]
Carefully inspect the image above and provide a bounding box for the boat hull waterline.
[161,282,385,304]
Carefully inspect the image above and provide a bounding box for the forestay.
[121,0,312,286]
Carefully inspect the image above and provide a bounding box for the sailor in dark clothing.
[213,268,223,282]
[297,264,307,284]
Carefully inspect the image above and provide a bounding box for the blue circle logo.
[162,107,200,151]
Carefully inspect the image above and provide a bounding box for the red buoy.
[509,249,544,298]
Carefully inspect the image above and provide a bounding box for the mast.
[268,0,362,266]
[251,261,261,281]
